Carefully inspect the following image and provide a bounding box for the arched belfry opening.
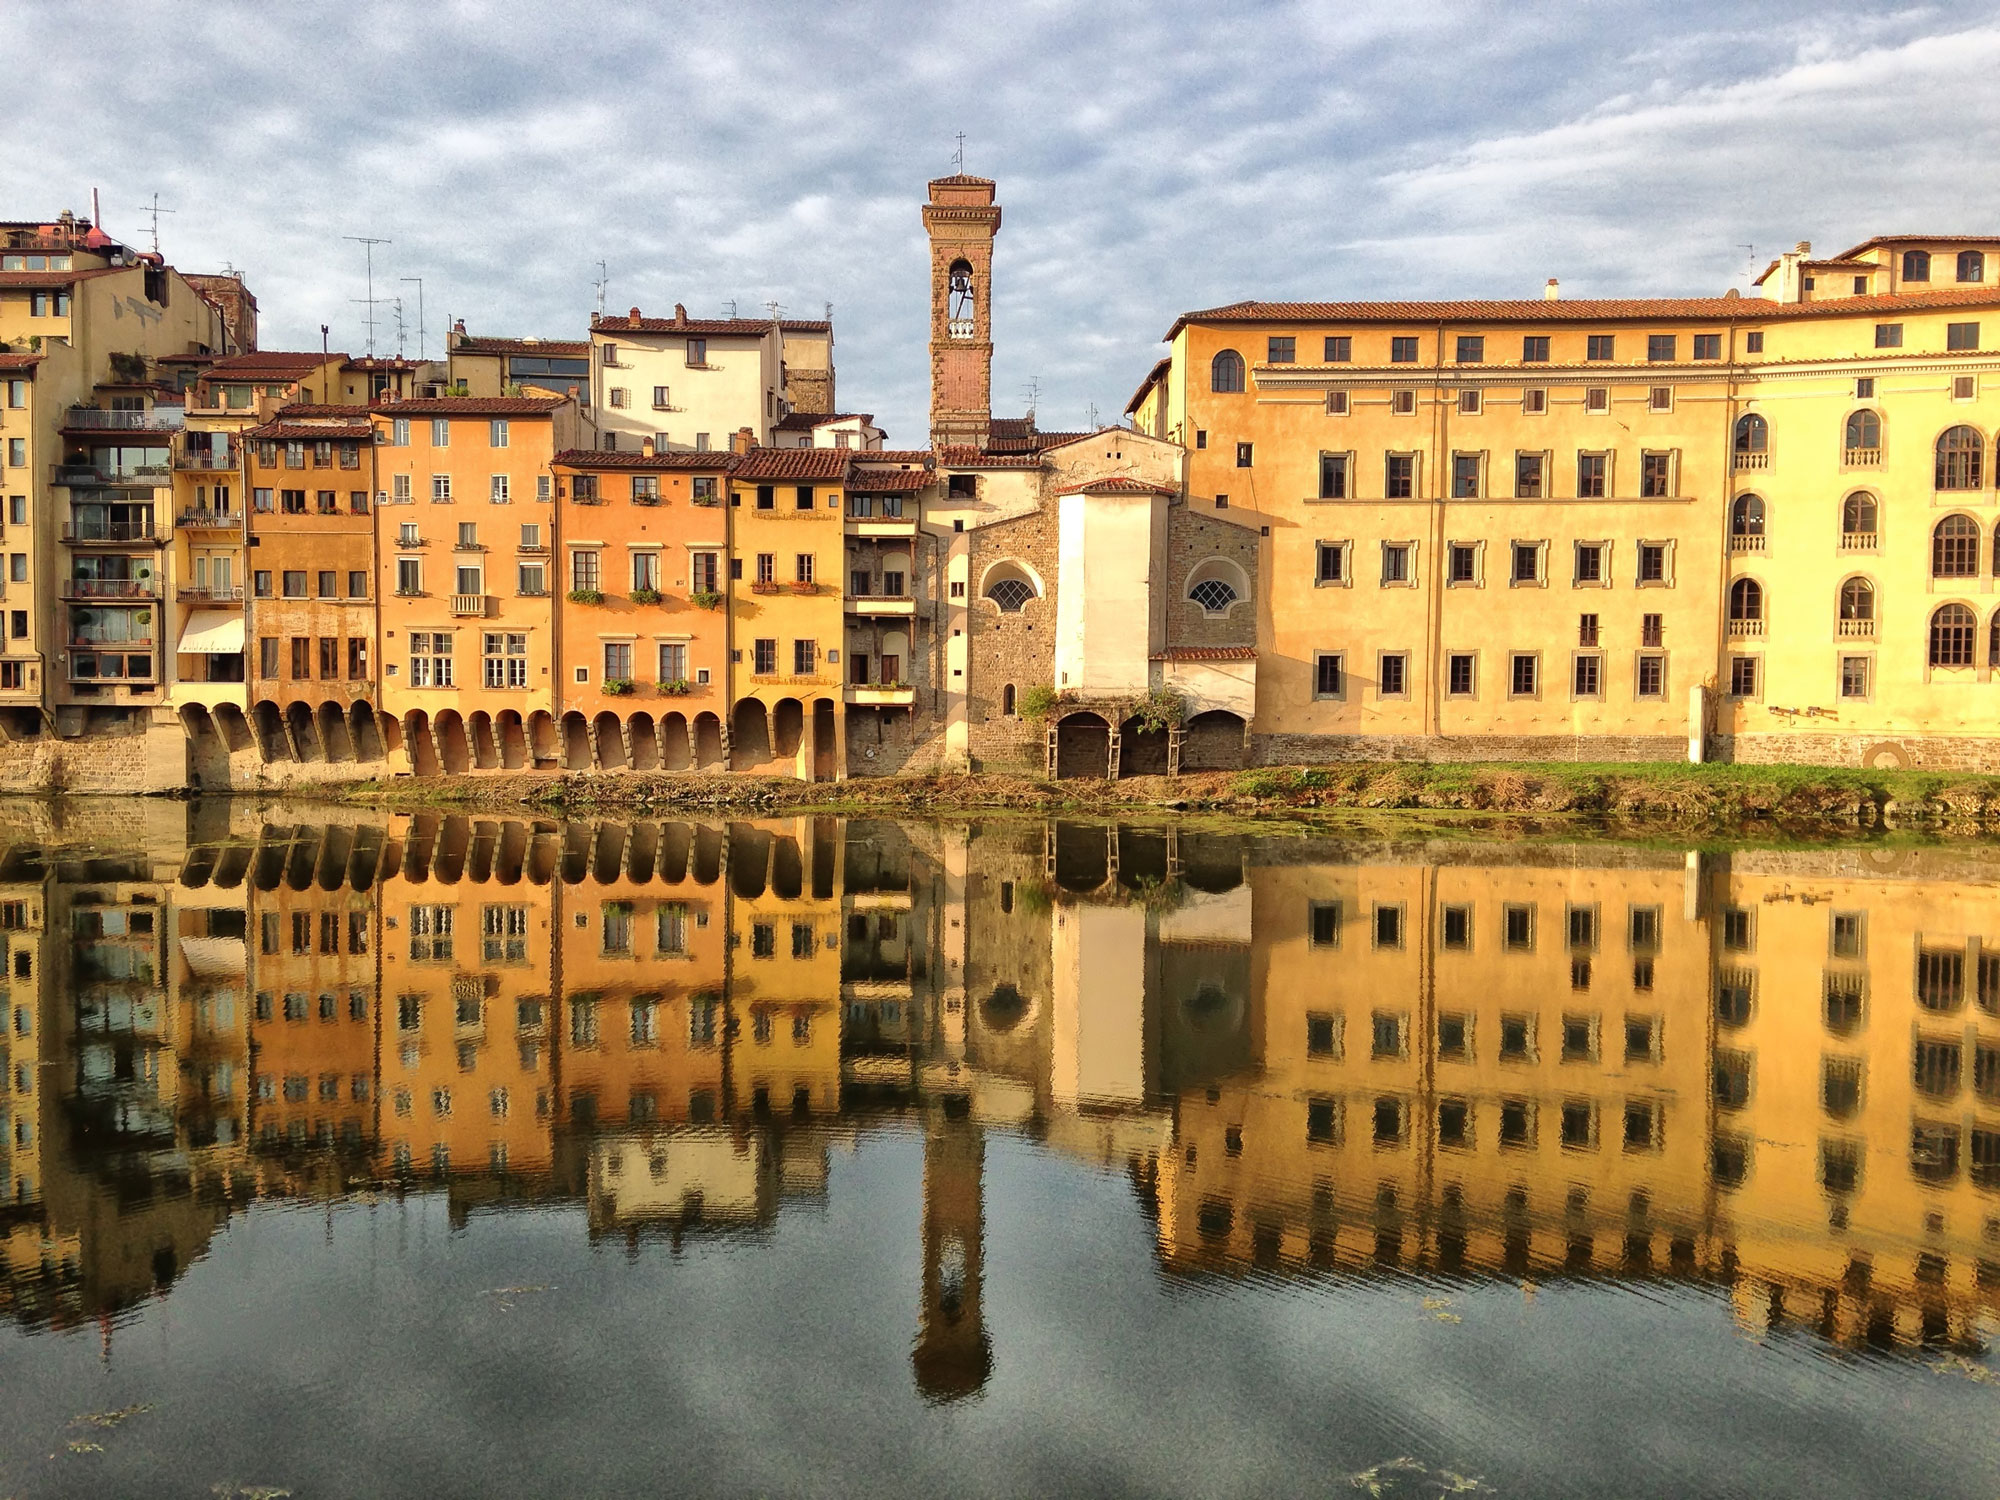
[924,174,1001,450]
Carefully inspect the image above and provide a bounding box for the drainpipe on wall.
[1425,321,1448,741]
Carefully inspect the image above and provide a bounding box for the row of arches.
[1729,500,2000,579]
[1050,709,1249,779]
[1726,576,2000,669]
[1733,416,2000,490]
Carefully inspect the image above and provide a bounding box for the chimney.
[628,306,642,328]
[1544,278,1560,301]
[1771,243,1813,304]
[641,436,655,458]
[731,427,755,455]
[674,303,687,326]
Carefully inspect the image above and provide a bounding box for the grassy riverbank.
[312,760,2000,833]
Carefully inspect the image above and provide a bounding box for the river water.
[0,805,1994,1498]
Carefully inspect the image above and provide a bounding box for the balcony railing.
[1727,618,1766,637]
[1728,534,1765,553]
[1732,451,1770,471]
[1839,532,1878,551]
[1837,618,1876,637]
[1842,447,1881,467]
[175,443,238,471]
[450,593,490,617]
[61,578,159,600]
[62,521,159,543]
[177,510,241,530]
[54,464,170,487]
[64,407,183,432]
[176,585,244,604]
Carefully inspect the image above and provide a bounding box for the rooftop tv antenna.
[1021,376,1040,423]
[592,261,609,318]
[144,193,175,255]
[343,235,393,355]
[1739,244,1756,287]
[764,300,783,323]
[400,276,426,361]
[953,132,967,172]
[725,299,737,318]
[392,296,408,359]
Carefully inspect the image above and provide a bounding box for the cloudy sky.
[3,3,1997,441]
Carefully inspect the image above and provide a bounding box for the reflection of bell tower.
[923,175,1000,451]
[912,1105,991,1401]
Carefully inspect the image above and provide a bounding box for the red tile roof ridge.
[367,396,566,415]
[732,447,853,480]
[551,448,740,470]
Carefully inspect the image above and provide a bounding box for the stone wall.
[1716,732,2000,771]
[965,504,1059,773]
[0,718,187,794]
[1163,506,1260,653]
[1253,732,1688,766]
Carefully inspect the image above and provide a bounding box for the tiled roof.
[776,410,868,431]
[1056,476,1177,497]
[202,351,337,377]
[277,403,375,418]
[452,336,589,357]
[732,447,852,481]
[245,419,374,441]
[1164,286,2000,339]
[848,469,931,493]
[0,267,126,289]
[853,450,935,465]
[369,396,566,415]
[930,174,996,187]
[937,445,1042,470]
[1151,646,1257,662]
[590,312,832,336]
[1834,234,2000,258]
[1125,358,1172,414]
[343,356,422,370]
[0,353,43,370]
[551,448,739,471]
[1752,256,1876,286]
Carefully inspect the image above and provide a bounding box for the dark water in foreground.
[0,807,1996,1498]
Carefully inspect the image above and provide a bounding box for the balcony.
[1727,618,1765,638]
[177,585,245,605]
[175,443,238,471]
[1842,447,1881,468]
[54,464,170,488]
[176,509,242,531]
[1837,618,1876,638]
[1732,451,1770,472]
[1839,532,1879,551]
[1728,534,1765,554]
[62,407,183,433]
[846,593,916,617]
[450,593,491,618]
[61,578,158,600]
[846,684,915,706]
[62,520,159,544]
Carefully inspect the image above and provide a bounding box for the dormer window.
[1903,249,1931,282]
[1959,250,1986,284]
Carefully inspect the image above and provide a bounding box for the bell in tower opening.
[948,260,976,340]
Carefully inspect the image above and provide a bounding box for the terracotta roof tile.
[847,469,931,493]
[0,267,127,289]
[1151,646,1257,662]
[731,447,851,481]
[1164,286,2000,339]
[451,336,589,357]
[590,313,831,336]
[937,445,1042,469]
[245,419,374,441]
[202,351,339,378]
[776,411,869,431]
[852,450,936,466]
[0,353,43,370]
[369,396,566,415]
[277,403,375,418]
[551,448,739,471]
[1056,476,1177,497]
[1834,234,2000,258]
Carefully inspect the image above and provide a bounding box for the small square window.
[1457,389,1481,415]
[1236,442,1254,467]
[1325,336,1352,362]
[1693,334,1722,360]
[1587,334,1615,361]
[1584,386,1610,413]
[1523,388,1547,415]
[1315,540,1348,585]
[1391,390,1416,416]
[1855,376,1875,399]
[1378,653,1409,698]
[1729,655,1760,699]
[1446,652,1476,696]
[1267,336,1296,363]
[1647,334,1676,362]
[1839,654,1871,700]
[1648,386,1672,412]
[1326,390,1350,415]
[1381,542,1412,584]
[1390,336,1419,363]
[1456,335,1484,363]
[1949,321,1981,351]
[1874,323,1903,349]
[1522,336,1550,363]
[1744,331,1765,353]
[1509,653,1538,697]
[1447,542,1478,585]
[1510,541,1542,585]
[1314,653,1345,699]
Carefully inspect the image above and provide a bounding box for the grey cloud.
[0,2,1989,440]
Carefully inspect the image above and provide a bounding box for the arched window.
[1936,426,1984,490]
[1002,683,1016,716]
[1844,409,1880,453]
[1838,577,1874,622]
[1189,578,1237,614]
[1930,603,1976,666]
[1730,494,1765,536]
[1728,577,1763,622]
[946,259,976,339]
[1959,250,1986,284]
[983,561,1039,613]
[1904,249,1932,282]
[1210,349,1245,394]
[1841,493,1878,540]
[1733,413,1768,454]
[1932,514,1980,577]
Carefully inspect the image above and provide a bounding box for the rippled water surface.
[1,803,1996,1498]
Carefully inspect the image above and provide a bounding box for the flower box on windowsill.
[750,581,783,595]
[566,588,604,605]
[790,581,819,596]
[658,678,694,697]
[602,679,634,696]
[691,590,724,610]
[629,588,662,605]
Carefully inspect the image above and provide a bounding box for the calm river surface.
[0,803,1996,1498]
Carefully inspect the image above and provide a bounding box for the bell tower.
[924,175,1001,450]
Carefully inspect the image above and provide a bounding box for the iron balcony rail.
[64,407,184,431]
[62,520,159,542]
[61,578,159,599]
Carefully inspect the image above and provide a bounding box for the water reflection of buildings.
[0,814,1993,1386]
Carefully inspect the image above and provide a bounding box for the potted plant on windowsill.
[629,587,662,605]
[566,588,604,605]
[603,678,634,696]
[691,590,724,610]
[659,678,692,697]
[750,581,782,596]
[790,580,818,595]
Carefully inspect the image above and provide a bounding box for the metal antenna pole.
[400,277,425,361]
[145,193,176,255]
[592,261,609,319]
[343,235,393,356]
